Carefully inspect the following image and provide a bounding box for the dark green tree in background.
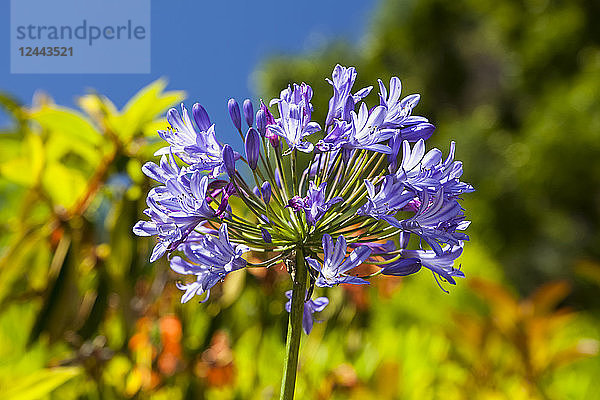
[257,0,600,307]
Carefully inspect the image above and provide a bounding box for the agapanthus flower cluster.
[134,64,474,335]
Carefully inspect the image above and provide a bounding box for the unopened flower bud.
[261,227,272,243]
[380,258,421,276]
[192,103,211,131]
[245,127,260,170]
[243,99,254,127]
[267,132,280,148]
[255,109,266,136]
[223,144,236,177]
[228,98,241,131]
[261,181,271,204]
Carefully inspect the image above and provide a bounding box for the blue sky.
[1,1,376,140]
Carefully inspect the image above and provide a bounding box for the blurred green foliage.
[0,0,599,398]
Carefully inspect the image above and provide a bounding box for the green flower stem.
[291,149,298,192]
[280,246,307,400]
[275,146,291,200]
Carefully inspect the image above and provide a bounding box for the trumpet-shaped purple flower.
[133,158,215,262]
[285,290,329,334]
[396,139,474,197]
[400,244,465,289]
[346,103,396,153]
[377,77,430,130]
[306,234,372,287]
[269,83,321,153]
[140,153,181,185]
[317,120,350,152]
[156,104,236,178]
[356,175,415,223]
[303,181,342,225]
[325,64,372,126]
[170,223,249,303]
[319,103,396,154]
[396,189,470,255]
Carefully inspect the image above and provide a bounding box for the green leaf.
[42,162,88,209]
[1,367,81,400]
[115,79,185,141]
[29,106,102,146]
[0,133,44,187]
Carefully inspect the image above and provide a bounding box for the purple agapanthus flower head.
[134,65,474,331]
[303,181,342,226]
[306,234,372,287]
[285,290,329,334]
[268,83,321,153]
[169,223,249,303]
[133,155,216,262]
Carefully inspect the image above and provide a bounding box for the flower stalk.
[280,246,308,400]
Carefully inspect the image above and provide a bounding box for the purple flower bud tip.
[261,181,271,204]
[267,133,280,149]
[223,144,236,177]
[245,127,260,170]
[252,186,260,197]
[228,98,241,131]
[243,99,254,127]
[255,109,266,136]
[192,103,211,131]
[261,227,272,243]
